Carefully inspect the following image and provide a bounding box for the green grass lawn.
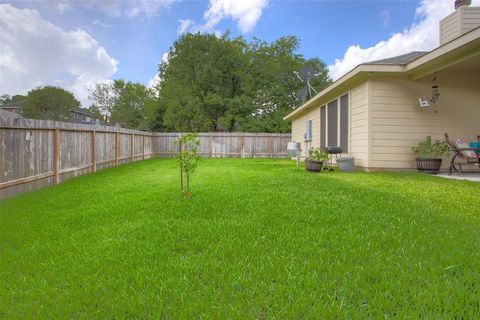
[1,159,479,318]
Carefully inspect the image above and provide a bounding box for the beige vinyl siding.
[462,7,480,33]
[349,82,369,167]
[440,7,480,45]
[290,106,320,155]
[370,73,480,169]
[291,115,306,150]
[440,11,461,45]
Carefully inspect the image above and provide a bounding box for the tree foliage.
[157,33,332,133]
[89,80,159,130]
[88,33,332,132]
[176,133,200,198]
[0,94,27,105]
[22,86,79,121]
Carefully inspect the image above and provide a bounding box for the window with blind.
[327,100,338,146]
[340,94,349,152]
[320,106,326,149]
[305,119,312,141]
[319,94,349,152]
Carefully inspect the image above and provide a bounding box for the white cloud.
[179,0,269,34]
[0,4,118,106]
[161,52,170,64]
[381,10,390,28]
[147,74,161,93]
[92,19,113,28]
[328,0,480,80]
[178,19,194,35]
[56,2,71,14]
[67,0,178,18]
[202,0,269,33]
[147,52,169,93]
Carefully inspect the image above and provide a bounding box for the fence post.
[142,135,145,160]
[240,135,244,159]
[209,135,213,158]
[269,135,273,158]
[115,131,119,166]
[131,133,134,162]
[53,128,60,184]
[151,134,156,157]
[179,135,183,195]
[251,136,255,158]
[92,130,96,172]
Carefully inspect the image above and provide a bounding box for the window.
[320,106,326,149]
[340,94,349,152]
[305,119,312,141]
[327,100,338,146]
[319,94,349,151]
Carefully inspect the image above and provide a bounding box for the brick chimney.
[439,0,480,45]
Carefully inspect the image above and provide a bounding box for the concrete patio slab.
[436,174,480,182]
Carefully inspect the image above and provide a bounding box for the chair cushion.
[453,139,477,158]
[470,142,480,156]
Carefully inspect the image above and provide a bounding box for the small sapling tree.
[176,133,200,198]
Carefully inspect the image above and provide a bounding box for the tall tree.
[159,33,249,132]
[88,104,104,124]
[88,82,116,114]
[22,86,79,121]
[89,80,160,130]
[156,33,332,133]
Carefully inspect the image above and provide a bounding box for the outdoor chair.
[444,133,480,175]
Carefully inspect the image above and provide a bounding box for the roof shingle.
[362,51,428,66]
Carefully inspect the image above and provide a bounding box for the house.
[284,2,480,170]
[0,100,24,114]
[69,107,97,124]
[0,100,98,125]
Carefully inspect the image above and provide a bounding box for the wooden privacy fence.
[0,113,291,199]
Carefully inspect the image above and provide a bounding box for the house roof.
[71,107,95,116]
[364,51,428,65]
[0,101,95,117]
[0,100,27,109]
[284,26,480,121]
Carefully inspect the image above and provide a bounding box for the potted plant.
[304,148,328,172]
[411,136,450,174]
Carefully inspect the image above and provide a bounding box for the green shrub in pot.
[304,148,328,172]
[411,136,450,174]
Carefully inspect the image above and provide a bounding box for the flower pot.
[415,158,442,174]
[304,160,323,172]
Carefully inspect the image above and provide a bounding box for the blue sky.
[1,0,476,106]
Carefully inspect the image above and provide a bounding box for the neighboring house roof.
[71,107,95,117]
[0,109,20,121]
[0,100,27,109]
[284,26,480,121]
[0,101,95,118]
[364,51,428,65]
